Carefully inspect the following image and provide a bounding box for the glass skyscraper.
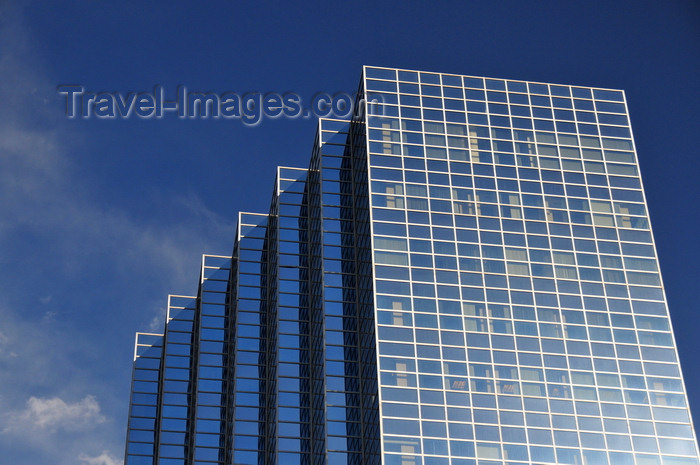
[124,66,699,465]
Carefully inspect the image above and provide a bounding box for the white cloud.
[0,5,232,465]
[79,451,123,465]
[0,330,14,360]
[148,307,167,333]
[1,395,106,434]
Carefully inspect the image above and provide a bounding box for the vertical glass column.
[192,255,232,465]
[125,333,164,465]
[306,139,328,464]
[158,295,198,465]
[319,119,359,465]
[275,167,313,465]
[231,213,269,465]
[316,117,380,465]
[365,66,430,465]
[348,113,382,465]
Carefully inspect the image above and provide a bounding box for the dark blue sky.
[0,1,698,463]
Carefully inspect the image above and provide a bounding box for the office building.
[124,66,700,465]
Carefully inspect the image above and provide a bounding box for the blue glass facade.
[124,67,699,465]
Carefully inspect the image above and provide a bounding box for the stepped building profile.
[124,66,699,465]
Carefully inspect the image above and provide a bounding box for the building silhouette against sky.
[124,67,699,465]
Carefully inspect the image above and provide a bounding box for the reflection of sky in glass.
[366,67,697,465]
[123,67,700,465]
